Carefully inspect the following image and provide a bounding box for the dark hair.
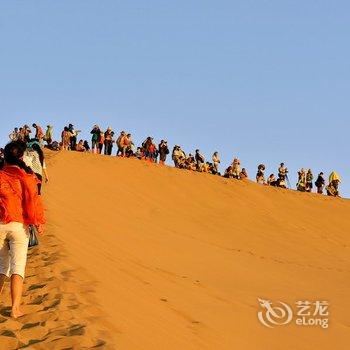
[4,141,33,174]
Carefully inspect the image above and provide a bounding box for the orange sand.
[1,150,349,349]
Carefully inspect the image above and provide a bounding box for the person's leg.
[0,274,6,293]
[0,227,10,293]
[8,223,29,318]
[10,275,24,318]
[72,136,77,150]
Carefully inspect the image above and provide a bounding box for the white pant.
[0,222,29,278]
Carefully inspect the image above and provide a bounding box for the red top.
[0,166,45,225]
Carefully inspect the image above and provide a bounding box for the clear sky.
[0,1,349,197]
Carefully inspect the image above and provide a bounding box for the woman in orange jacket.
[0,141,45,318]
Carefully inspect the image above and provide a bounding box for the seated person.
[76,140,86,152]
[224,166,234,178]
[202,162,210,173]
[240,168,248,180]
[83,140,90,152]
[267,174,277,186]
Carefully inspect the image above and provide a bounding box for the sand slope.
[3,150,349,349]
[0,231,113,349]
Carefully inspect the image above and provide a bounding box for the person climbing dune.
[0,141,45,318]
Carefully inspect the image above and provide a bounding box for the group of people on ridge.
[255,162,340,196]
[4,123,343,197]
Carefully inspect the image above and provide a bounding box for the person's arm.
[22,174,45,231]
[43,168,49,183]
[41,160,49,183]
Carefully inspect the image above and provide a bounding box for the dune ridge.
[2,150,350,349]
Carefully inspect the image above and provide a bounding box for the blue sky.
[0,1,349,196]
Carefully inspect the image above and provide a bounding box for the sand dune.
[1,150,349,349]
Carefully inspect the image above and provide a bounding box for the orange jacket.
[0,166,45,226]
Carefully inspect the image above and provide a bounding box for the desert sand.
[1,150,350,349]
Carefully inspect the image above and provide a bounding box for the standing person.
[98,131,105,154]
[44,125,54,146]
[23,141,49,195]
[9,128,19,141]
[232,157,241,179]
[61,127,72,150]
[172,146,181,167]
[17,128,25,142]
[195,149,205,171]
[32,124,44,144]
[212,152,220,173]
[256,164,266,184]
[125,134,134,157]
[104,127,114,155]
[278,163,288,188]
[297,169,307,192]
[142,137,156,161]
[121,133,132,157]
[116,131,126,156]
[315,172,325,194]
[90,125,101,154]
[145,138,157,162]
[22,125,32,142]
[158,140,169,165]
[306,169,313,192]
[278,163,288,179]
[0,141,45,318]
[68,124,79,151]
